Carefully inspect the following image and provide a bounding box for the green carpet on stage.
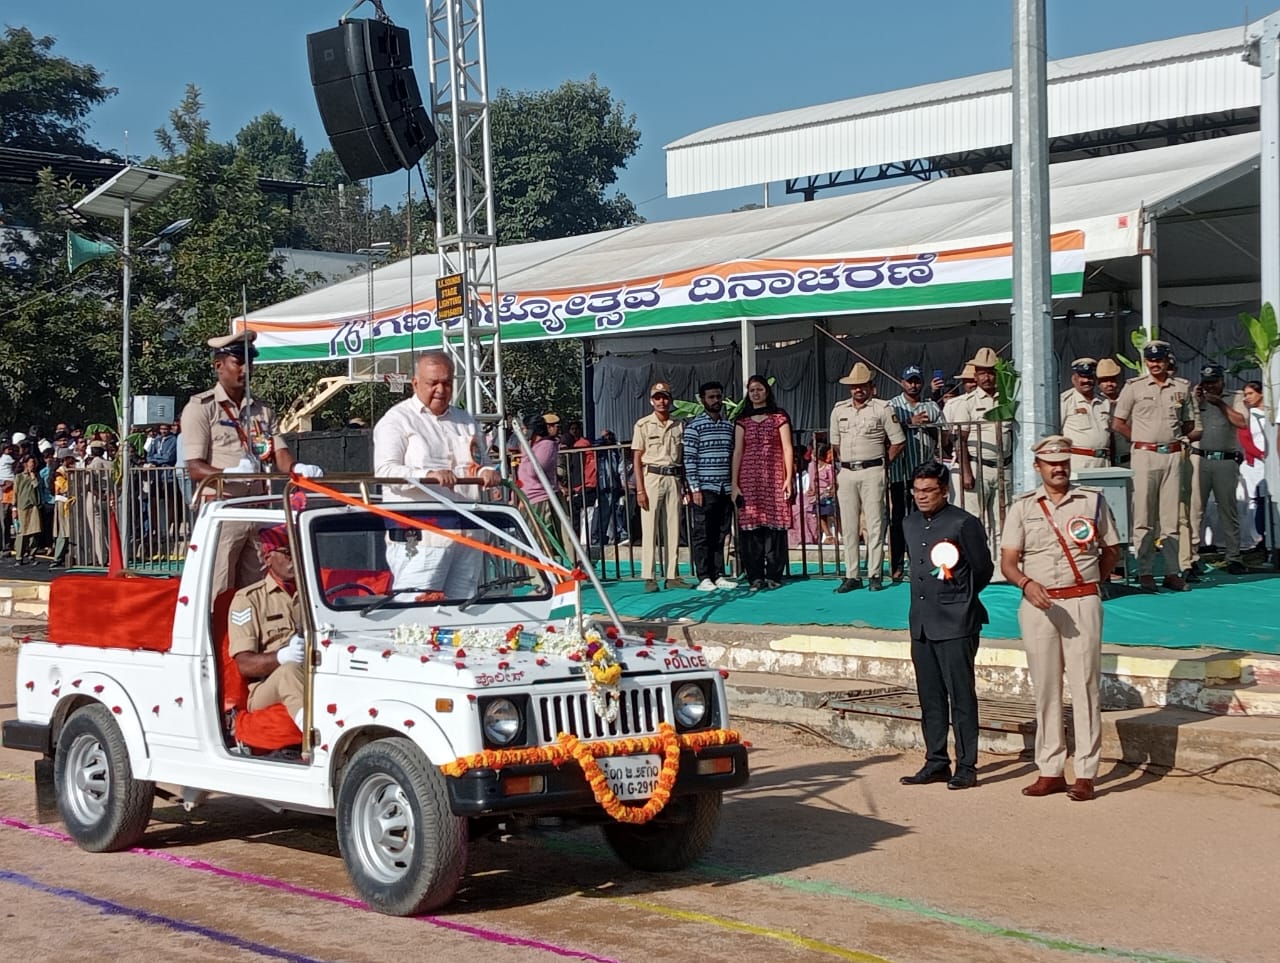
[581,565,1280,654]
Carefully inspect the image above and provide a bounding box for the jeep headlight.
[481,698,522,746]
[673,682,708,730]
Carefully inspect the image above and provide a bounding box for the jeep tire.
[336,737,468,916]
[54,704,155,852]
[602,789,722,871]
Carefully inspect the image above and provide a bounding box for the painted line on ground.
[542,838,1208,963]
[0,868,329,963]
[610,894,892,963]
[0,770,34,782]
[0,815,616,963]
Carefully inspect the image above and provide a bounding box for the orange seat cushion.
[213,587,301,751]
[319,567,392,600]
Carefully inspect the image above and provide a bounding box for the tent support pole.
[740,317,756,393]
[1252,16,1280,556]
[1140,218,1158,339]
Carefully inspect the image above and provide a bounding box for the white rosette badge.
[930,539,960,580]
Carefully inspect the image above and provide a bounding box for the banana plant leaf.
[985,358,1020,422]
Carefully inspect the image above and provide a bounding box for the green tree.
[488,76,642,244]
[235,112,308,181]
[0,27,115,155]
[140,85,310,411]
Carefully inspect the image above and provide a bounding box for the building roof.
[665,24,1259,197]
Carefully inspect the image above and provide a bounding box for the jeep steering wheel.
[322,582,380,603]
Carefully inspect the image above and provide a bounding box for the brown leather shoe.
[1138,575,1158,592]
[1021,775,1068,797]
[1162,574,1190,592]
[1067,779,1095,801]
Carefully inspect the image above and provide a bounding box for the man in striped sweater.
[683,381,738,592]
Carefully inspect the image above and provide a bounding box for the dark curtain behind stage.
[590,304,1260,439]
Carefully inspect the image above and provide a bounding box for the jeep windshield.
[309,504,552,612]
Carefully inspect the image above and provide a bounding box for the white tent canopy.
[243,134,1259,365]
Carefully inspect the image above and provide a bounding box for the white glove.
[223,457,258,475]
[292,463,324,479]
[277,633,306,665]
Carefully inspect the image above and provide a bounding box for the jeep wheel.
[54,704,154,852]
[602,790,722,872]
[336,738,467,916]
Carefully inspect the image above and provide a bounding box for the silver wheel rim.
[64,732,110,825]
[349,772,416,884]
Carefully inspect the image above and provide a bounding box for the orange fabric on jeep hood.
[47,574,179,652]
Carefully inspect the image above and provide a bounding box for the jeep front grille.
[534,684,668,743]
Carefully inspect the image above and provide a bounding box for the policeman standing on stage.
[1111,340,1194,592]
[632,382,688,592]
[1059,358,1112,471]
[182,331,297,596]
[1192,363,1249,574]
[952,347,1013,535]
[1000,435,1120,803]
[1095,358,1128,466]
[829,362,905,593]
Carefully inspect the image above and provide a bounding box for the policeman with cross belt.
[1000,435,1120,803]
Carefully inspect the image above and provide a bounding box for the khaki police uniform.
[1112,373,1192,576]
[1001,478,1119,781]
[828,396,904,579]
[1195,389,1246,564]
[182,383,290,596]
[951,387,1012,534]
[631,412,684,581]
[227,576,304,717]
[1059,388,1112,471]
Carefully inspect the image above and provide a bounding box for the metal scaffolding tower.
[426,0,506,448]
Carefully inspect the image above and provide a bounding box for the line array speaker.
[306,19,438,180]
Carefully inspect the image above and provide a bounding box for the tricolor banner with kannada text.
[245,232,1085,364]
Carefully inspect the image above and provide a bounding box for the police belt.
[1132,441,1183,454]
[1069,447,1109,459]
[1191,448,1242,463]
[644,465,683,476]
[1044,582,1100,600]
[840,458,883,470]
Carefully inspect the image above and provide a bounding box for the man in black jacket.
[899,461,994,790]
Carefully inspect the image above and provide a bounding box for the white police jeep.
[2,476,748,915]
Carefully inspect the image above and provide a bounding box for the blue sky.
[15,1,1255,225]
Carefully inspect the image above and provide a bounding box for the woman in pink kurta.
[732,376,795,589]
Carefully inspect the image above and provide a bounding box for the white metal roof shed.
[665,24,1259,197]
[246,134,1258,359]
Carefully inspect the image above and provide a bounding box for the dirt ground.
[2,649,1278,963]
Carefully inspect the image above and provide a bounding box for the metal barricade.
[63,465,195,573]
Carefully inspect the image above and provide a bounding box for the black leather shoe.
[947,771,978,790]
[834,578,862,594]
[1181,567,1204,583]
[867,576,884,592]
[1226,560,1249,575]
[900,766,951,786]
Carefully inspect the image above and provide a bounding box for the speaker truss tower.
[426,0,505,454]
